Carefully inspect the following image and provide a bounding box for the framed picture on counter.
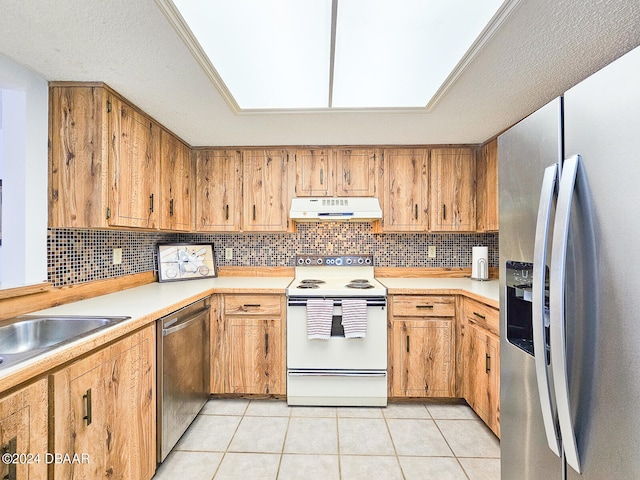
[157,243,217,282]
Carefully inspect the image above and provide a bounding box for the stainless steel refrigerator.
[499,45,640,479]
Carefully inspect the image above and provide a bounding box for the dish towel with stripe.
[306,299,334,340]
[341,299,367,338]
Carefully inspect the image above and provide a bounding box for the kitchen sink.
[0,315,130,370]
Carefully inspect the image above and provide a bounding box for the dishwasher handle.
[162,307,210,336]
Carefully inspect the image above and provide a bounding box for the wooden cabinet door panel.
[466,322,490,420]
[243,150,289,232]
[486,333,500,436]
[160,130,192,231]
[392,319,454,397]
[52,326,155,480]
[195,150,242,231]
[476,139,498,232]
[109,96,160,229]
[295,149,332,197]
[335,148,376,196]
[381,149,429,232]
[49,85,110,228]
[0,379,48,480]
[228,318,283,395]
[430,148,476,231]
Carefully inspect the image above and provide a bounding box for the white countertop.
[379,277,500,305]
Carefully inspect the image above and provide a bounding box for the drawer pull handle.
[416,305,434,309]
[83,388,92,426]
[473,311,486,320]
[243,304,261,308]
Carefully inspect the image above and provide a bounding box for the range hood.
[290,197,382,222]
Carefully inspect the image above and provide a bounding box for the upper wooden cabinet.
[430,147,477,232]
[194,149,242,232]
[49,85,111,228]
[49,83,176,231]
[335,148,377,196]
[243,150,290,232]
[293,148,377,197]
[380,148,429,232]
[159,130,192,231]
[476,139,499,232]
[108,95,160,229]
[294,149,332,197]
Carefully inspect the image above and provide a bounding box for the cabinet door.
[486,333,500,436]
[109,95,160,229]
[476,139,499,232]
[466,322,490,421]
[0,379,48,480]
[430,148,476,231]
[49,85,110,228]
[51,326,155,480]
[294,149,332,197]
[243,150,289,232]
[195,149,242,231]
[160,130,192,231]
[381,149,429,232]
[391,319,454,397]
[227,318,283,395]
[335,148,377,196]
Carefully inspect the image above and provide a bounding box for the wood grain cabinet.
[462,297,500,436]
[0,379,48,480]
[49,83,165,230]
[430,147,477,231]
[294,149,333,197]
[380,148,429,232]
[50,325,155,480]
[334,148,377,197]
[194,149,242,232]
[476,139,499,232]
[218,294,286,395]
[388,295,456,397]
[159,130,192,231]
[243,150,290,232]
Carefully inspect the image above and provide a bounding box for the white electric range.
[286,255,388,406]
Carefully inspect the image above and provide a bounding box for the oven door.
[286,296,387,370]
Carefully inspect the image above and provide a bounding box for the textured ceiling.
[1,0,639,147]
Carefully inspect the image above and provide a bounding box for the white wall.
[0,53,48,288]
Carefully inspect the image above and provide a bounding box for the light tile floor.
[153,399,500,480]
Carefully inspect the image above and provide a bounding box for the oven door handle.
[288,369,387,377]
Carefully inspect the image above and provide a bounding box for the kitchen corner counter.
[0,276,292,392]
[379,278,499,308]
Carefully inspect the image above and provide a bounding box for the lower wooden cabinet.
[389,295,456,397]
[0,379,48,480]
[462,298,500,436]
[214,294,286,395]
[50,325,155,480]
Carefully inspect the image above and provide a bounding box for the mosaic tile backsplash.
[48,225,499,287]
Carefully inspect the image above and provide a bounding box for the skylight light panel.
[173,0,332,109]
[332,0,504,108]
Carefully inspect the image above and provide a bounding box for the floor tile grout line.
[431,416,473,480]
[382,408,408,480]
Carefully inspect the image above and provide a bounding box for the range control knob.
[357,257,364,265]
[345,257,353,265]
[317,258,323,265]
[335,257,343,265]
[364,257,372,265]
[305,258,312,265]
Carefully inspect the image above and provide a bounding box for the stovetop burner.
[300,279,326,285]
[297,284,320,289]
[346,282,374,289]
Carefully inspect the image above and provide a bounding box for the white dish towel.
[341,299,367,338]
[306,299,334,340]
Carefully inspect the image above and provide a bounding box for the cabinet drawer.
[465,298,499,336]
[224,295,282,316]
[392,295,455,317]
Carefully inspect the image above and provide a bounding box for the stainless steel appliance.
[286,255,388,406]
[499,45,640,479]
[157,297,210,463]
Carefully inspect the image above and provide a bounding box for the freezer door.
[563,45,640,479]
[498,97,564,480]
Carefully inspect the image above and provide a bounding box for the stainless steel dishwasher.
[157,297,210,463]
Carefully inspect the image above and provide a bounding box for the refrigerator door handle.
[550,154,582,474]
[533,163,561,457]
